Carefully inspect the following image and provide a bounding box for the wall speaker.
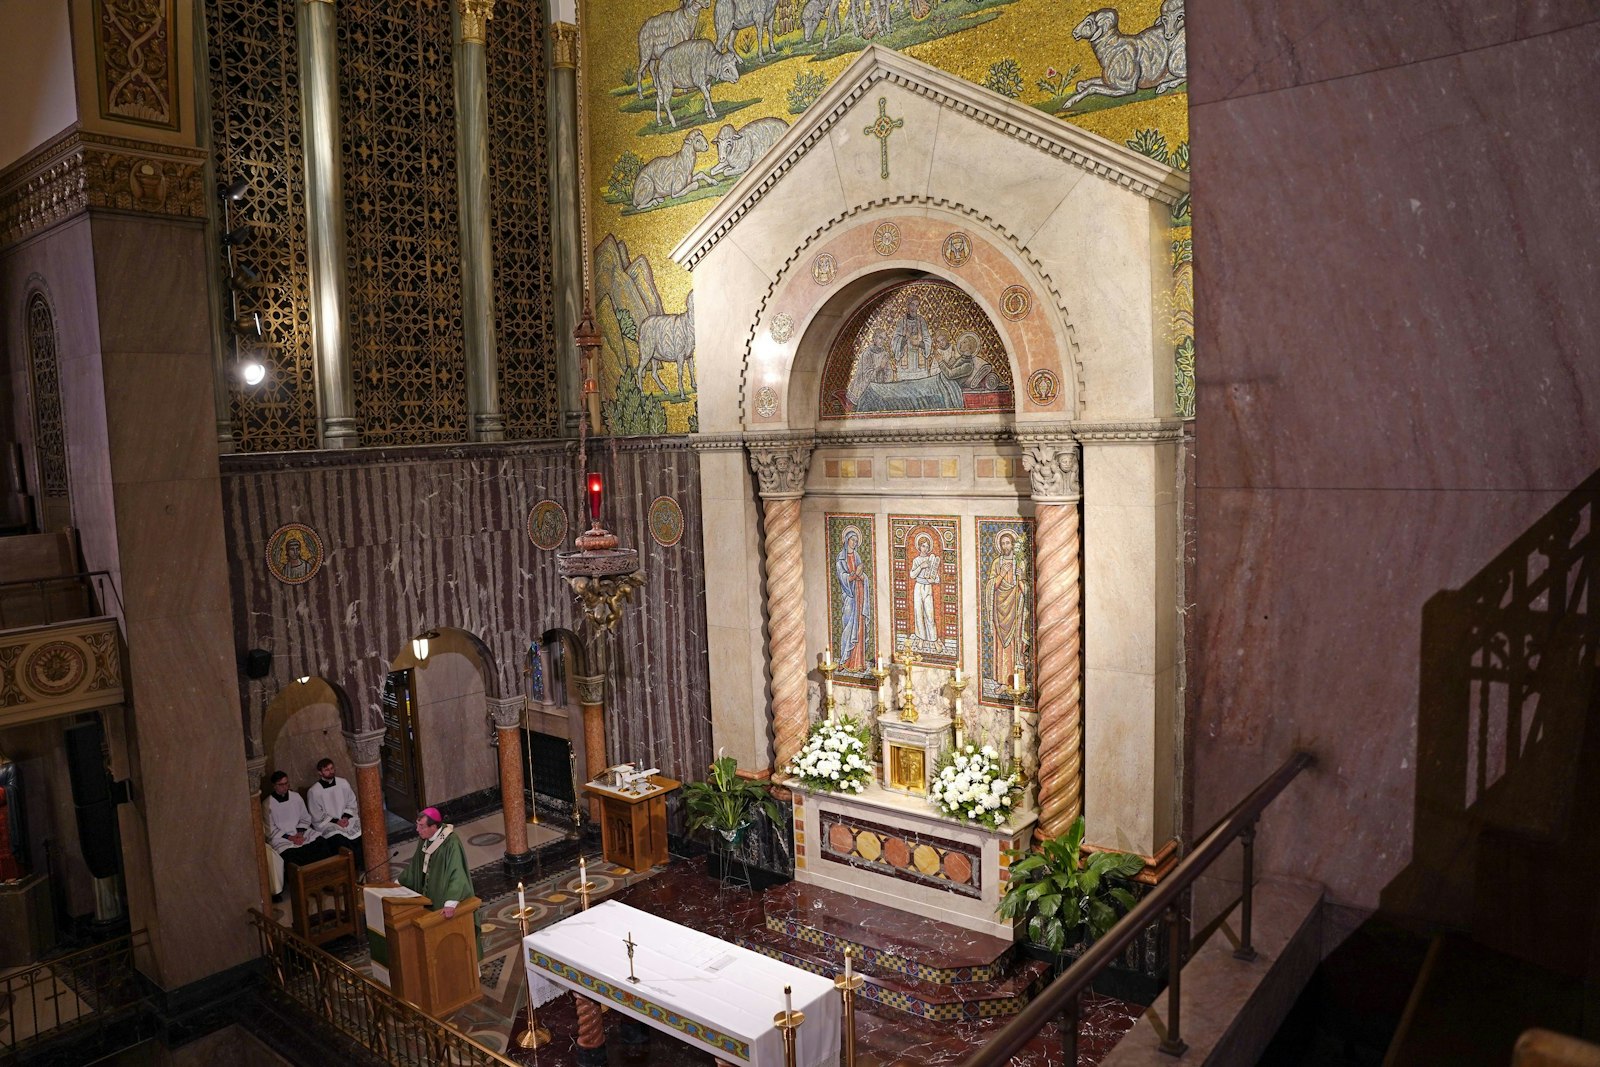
[243,648,272,679]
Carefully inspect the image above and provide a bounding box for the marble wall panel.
[1191,21,1600,493]
[413,651,495,806]
[88,216,210,356]
[111,477,231,622]
[1187,0,1600,105]
[1084,666,1162,856]
[100,351,216,485]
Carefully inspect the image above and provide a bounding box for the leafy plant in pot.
[684,755,782,858]
[998,816,1146,992]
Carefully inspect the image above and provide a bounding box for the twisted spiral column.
[1033,501,1083,843]
[763,497,808,771]
[574,994,607,1061]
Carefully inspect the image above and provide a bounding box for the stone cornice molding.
[549,21,578,68]
[818,424,1019,447]
[1071,419,1184,443]
[1017,438,1081,503]
[672,45,1187,270]
[689,432,748,452]
[216,435,695,475]
[487,695,524,730]
[747,433,816,499]
[0,125,207,249]
[458,0,495,43]
[344,726,388,768]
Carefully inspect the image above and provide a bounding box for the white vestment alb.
[263,791,320,855]
[307,776,361,841]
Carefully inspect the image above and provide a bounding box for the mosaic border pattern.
[818,810,983,899]
[527,952,750,1061]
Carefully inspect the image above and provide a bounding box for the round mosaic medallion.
[1026,368,1060,406]
[941,231,972,268]
[648,495,685,547]
[1000,284,1032,321]
[811,253,837,286]
[266,523,324,585]
[24,640,86,696]
[769,312,795,343]
[526,499,568,551]
[754,385,780,419]
[872,222,901,257]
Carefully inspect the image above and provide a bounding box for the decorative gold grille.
[339,0,468,444]
[488,0,560,438]
[25,293,68,499]
[205,0,319,452]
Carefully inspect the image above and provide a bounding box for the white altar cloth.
[524,900,839,1066]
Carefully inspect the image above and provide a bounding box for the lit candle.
[844,949,852,982]
[953,665,963,684]
[784,985,793,1019]
[821,647,833,669]
[518,880,526,912]
[586,472,604,523]
[876,655,886,673]
[1012,667,1024,694]
[579,856,588,885]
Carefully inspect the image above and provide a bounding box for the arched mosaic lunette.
[733,196,1086,426]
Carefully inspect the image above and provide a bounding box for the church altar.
[524,899,840,1067]
[790,780,1035,941]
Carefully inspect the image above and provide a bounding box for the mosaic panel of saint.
[819,280,1015,420]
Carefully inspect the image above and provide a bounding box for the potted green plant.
[998,815,1146,990]
[683,755,782,851]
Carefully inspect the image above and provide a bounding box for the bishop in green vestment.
[399,807,481,944]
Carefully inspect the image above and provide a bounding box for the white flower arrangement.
[787,716,874,794]
[930,744,1020,829]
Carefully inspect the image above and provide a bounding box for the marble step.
[760,880,1016,985]
[738,927,1051,1022]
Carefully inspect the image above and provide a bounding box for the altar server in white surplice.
[307,757,364,877]
[263,770,332,869]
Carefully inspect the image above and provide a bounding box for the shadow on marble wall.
[1381,467,1599,978]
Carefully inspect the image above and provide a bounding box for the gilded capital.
[458,0,495,43]
[549,22,578,69]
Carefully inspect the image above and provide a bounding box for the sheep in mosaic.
[713,0,779,60]
[632,129,716,210]
[653,39,742,128]
[1060,4,1187,110]
[636,0,710,99]
[707,117,789,180]
[801,0,843,46]
[637,292,697,398]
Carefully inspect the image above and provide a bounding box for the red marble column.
[574,993,607,1064]
[490,697,529,859]
[579,687,605,822]
[345,728,390,880]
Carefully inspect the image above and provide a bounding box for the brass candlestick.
[817,656,837,721]
[834,951,864,1067]
[513,905,553,1049]
[894,649,921,723]
[522,692,540,826]
[774,987,804,1067]
[1003,680,1029,788]
[947,671,969,748]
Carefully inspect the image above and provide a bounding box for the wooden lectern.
[380,893,482,1016]
[583,775,680,872]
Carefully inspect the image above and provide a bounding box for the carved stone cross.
[863,96,904,180]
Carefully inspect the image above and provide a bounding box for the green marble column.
[454,0,506,441]
[548,21,584,435]
[297,0,359,448]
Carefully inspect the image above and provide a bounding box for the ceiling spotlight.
[222,225,253,246]
[233,311,263,338]
[220,176,250,202]
[233,262,261,286]
[241,361,267,386]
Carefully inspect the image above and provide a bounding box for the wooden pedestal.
[381,893,482,1017]
[583,776,680,873]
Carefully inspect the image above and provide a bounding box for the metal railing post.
[1158,896,1188,1057]
[1234,818,1258,962]
[1061,986,1079,1063]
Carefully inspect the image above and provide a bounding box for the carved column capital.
[571,673,606,706]
[747,437,815,499]
[549,21,578,68]
[487,695,524,731]
[458,0,495,43]
[1018,437,1081,503]
[344,726,388,769]
[245,755,267,797]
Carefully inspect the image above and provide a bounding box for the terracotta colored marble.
[352,760,388,880]
[1033,501,1084,844]
[762,496,807,772]
[582,702,606,822]
[499,726,529,857]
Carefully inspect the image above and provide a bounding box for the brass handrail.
[249,910,517,1067]
[960,749,1315,1066]
[0,929,151,1056]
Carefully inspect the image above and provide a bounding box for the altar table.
[524,900,839,1067]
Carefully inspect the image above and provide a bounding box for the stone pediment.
[672,44,1188,271]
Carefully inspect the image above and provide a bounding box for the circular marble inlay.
[24,640,86,695]
[648,496,685,547]
[754,385,780,419]
[266,522,324,585]
[882,836,910,869]
[769,312,795,343]
[942,851,974,885]
[811,253,837,286]
[1000,284,1032,321]
[872,222,901,257]
[527,499,568,551]
[941,231,972,268]
[829,823,856,854]
[468,832,505,847]
[1026,368,1060,406]
[913,843,941,876]
[856,830,883,861]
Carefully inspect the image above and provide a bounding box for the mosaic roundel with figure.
[527,500,568,551]
[648,496,685,548]
[266,523,324,584]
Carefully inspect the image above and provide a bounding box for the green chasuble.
[398,827,481,940]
